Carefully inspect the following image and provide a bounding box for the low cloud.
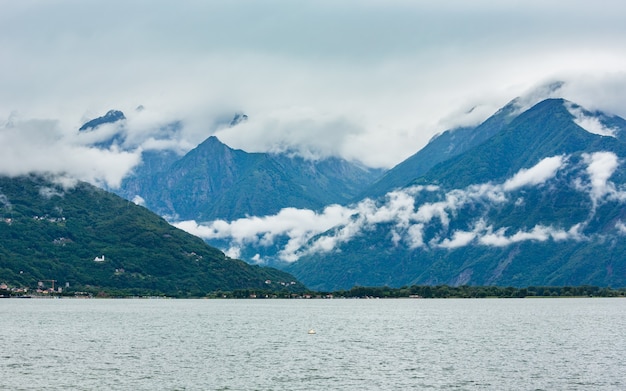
[580,152,626,206]
[565,102,618,137]
[503,155,565,191]
[76,107,194,155]
[174,205,357,262]
[433,219,583,250]
[437,230,477,249]
[3,3,626,169]
[0,117,141,188]
[477,223,583,247]
[132,195,146,206]
[176,154,618,263]
[224,246,242,260]
[616,221,626,235]
[38,186,64,199]
[213,111,364,162]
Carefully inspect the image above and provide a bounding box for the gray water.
[1,298,625,390]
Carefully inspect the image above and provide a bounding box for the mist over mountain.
[360,81,567,199]
[79,110,126,131]
[4,1,626,297]
[283,99,626,290]
[114,135,383,221]
[177,96,626,290]
[5,86,626,293]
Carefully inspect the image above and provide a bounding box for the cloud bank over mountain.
[175,152,626,264]
[0,117,141,188]
[2,1,626,176]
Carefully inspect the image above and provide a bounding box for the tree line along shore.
[2,284,625,299]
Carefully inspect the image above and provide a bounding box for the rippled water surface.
[1,298,625,390]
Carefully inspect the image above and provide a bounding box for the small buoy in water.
[308,329,316,334]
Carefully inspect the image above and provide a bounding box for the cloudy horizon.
[2,1,626,184]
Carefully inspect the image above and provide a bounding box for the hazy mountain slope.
[115,136,383,221]
[283,99,626,290]
[361,99,520,199]
[417,99,626,189]
[287,158,626,290]
[120,149,182,204]
[272,154,384,204]
[193,152,324,221]
[0,175,303,296]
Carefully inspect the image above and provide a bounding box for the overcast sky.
[2,0,626,182]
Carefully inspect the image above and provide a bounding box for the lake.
[1,298,624,390]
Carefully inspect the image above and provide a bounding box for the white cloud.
[435,219,585,249]
[582,152,621,205]
[224,246,242,260]
[438,230,477,249]
[0,117,142,188]
[2,3,626,263]
[565,102,618,137]
[174,154,616,262]
[132,195,146,206]
[508,81,566,115]
[503,155,566,191]
[39,186,64,199]
[407,224,425,248]
[559,73,626,118]
[616,221,626,235]
[476,224,584,247]
[479,227,514,247]
[173,204,356,262]
[2,2,626,169]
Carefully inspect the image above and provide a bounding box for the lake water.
[1,298,625,390]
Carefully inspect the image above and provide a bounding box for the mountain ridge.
[0,175,303,296]
[74,96,626,292]
[415,99,626,189]
[79,109,126,131]
[359,97,520,199]
[115,135,383,221]
[276,98,626,289]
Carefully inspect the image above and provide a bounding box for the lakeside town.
[3,279,626,300]
[0,280,94,298]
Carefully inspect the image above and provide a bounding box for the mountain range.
[284,98,626,290]
[5,86,626,293]
[113,134,384,221]
[75,110,383,221]
[106,93,624,291]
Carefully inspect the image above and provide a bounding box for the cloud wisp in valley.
[175,152,626,263]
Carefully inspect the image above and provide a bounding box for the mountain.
[0,175,303,296]
[79,110,126,131]
[78,109,127,149]
[360,100,518,199]
[282,98,626,290]
[115,136,383,221]
[414,99,626,189]
[360,81,569,199]
[78,109,186,153]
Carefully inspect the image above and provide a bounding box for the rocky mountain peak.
[79,110,126,131]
